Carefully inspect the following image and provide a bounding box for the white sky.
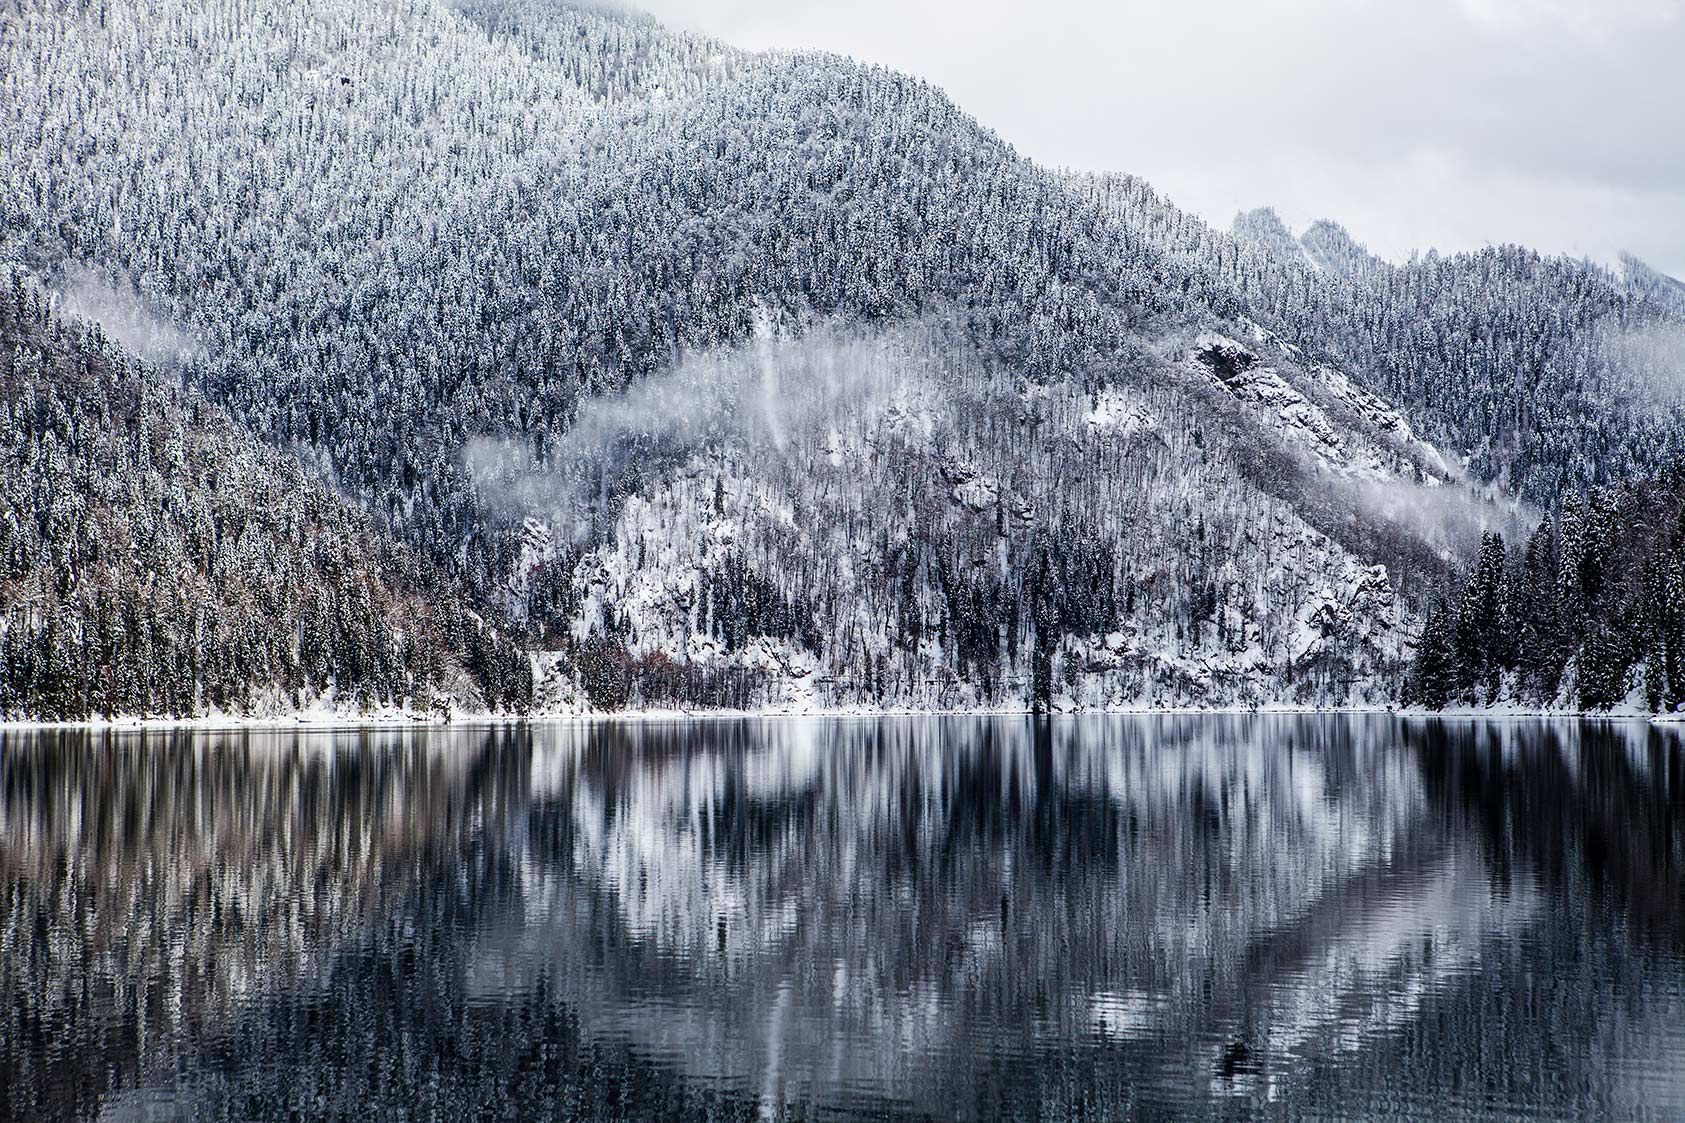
[628,0,1685,278]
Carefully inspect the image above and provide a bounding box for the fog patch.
[1607,320,1685,402]
[57,265,203,366]
[1339,475,1537,561]
[466,317,921,542]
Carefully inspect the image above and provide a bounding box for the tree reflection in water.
[1,717,1680,1121]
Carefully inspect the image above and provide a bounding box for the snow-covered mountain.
[0,0,1678,716]
[547,317,1443,712]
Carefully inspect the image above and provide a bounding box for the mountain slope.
[0,2,1433,536]
[0,269,532,720]
[548,320,1418,710]
[1168,191,1685,497]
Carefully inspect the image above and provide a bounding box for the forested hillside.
[1408,464,1685,715]
[1090,183,1685,499]
[548,320,1426,711]
[0,0,1679,716]
[0,269,532,720]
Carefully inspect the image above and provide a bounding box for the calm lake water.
[2,716,1682,1121]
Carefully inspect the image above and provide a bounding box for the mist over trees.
[552,321,1416,713]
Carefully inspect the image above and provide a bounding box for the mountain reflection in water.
[1,716,1681,1121]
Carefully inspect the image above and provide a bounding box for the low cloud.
[1607,321,1685,402]
[465,317,917,541]
[57,265,203,366]
[1341,476,1538,561]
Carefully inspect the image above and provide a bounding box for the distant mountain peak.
[1300,219,1383,279]
[1619,251,1685,316]
[1231,207,1313,268]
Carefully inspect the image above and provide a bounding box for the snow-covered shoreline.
[1,702,1663,734]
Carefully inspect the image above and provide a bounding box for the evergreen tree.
[1453,532,1508,704]
[1578,626,1632,711]
[1510,517,1565,700]
[1408,601,1458,710]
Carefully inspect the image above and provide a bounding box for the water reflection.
[1,717,1681,1120]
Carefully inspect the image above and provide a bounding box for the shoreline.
[0,703,1664,734]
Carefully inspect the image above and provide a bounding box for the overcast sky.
[628,0,1685,278]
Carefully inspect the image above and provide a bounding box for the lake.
[1,716,1681,1121]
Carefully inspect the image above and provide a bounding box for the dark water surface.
[2,716,1682,1121]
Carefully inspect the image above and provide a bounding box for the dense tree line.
[1408,463,1685,712]
[0,268,532,719]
